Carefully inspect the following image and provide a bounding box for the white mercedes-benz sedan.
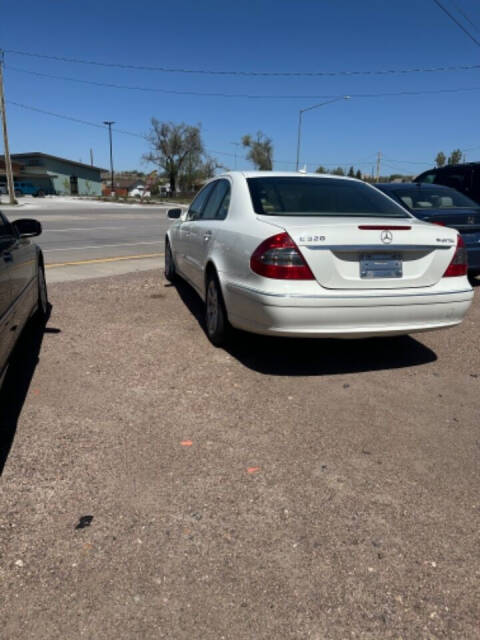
[165,172,473,346]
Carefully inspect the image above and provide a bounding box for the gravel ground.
[0,271,479,639]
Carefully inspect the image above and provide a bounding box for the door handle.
[203,231,212,242]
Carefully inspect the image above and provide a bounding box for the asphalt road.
[12,199,172,265]
[0,270,479,639]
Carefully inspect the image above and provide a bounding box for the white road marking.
[44,240,163,252]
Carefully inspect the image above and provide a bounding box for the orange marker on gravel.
[181,440,193,447]
[247,467,260,474]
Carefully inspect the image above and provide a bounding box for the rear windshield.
[247,177,409,217]
[391,186,478,210]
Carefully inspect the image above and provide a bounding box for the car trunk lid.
[257,215,458,289]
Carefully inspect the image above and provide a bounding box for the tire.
[205,273,230,347]
[14,190,22,197]
[36,263,49,322]
[164,240,177,282]
[36,190,45,198]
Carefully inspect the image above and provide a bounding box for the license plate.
[360,253,402,279]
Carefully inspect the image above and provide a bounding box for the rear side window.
[188,182,216,219]
[247,177,409,217]
[433,168,471,193]
[201,180,231,220]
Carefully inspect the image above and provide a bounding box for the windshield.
[247,177,410,217]
[392,186,478,210]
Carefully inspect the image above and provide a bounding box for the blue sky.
[2,0,480,175]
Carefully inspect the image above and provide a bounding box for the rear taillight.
[443,235,468,277]
[250,232,314,279]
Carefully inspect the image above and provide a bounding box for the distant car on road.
[1,181,55,198]
[165,172,473,346]
[415,162,480,205]
[0,211,48,384]
[376,182,480,274]
[128,185,151,199]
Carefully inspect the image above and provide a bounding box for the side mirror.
[13,218,42,237]
[167,208,182,219]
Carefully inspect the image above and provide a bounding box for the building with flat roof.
[0,152,106,196]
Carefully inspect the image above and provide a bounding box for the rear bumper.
[224,280,474,338]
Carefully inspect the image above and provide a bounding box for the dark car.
[0,212,48,384]
[376,182,480,273]
[415,162,480,205]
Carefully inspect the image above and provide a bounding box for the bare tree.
[241,131,273,170]
[143,119,204,193]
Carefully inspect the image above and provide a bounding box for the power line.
[4,100,391,169]
[449,0,480,33]
[7,65,480,100]
[433,0,480,48]
[5,48,480,77]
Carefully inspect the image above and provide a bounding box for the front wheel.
[164,241,176,282]
[205,274,229,347]
[36,263,49,322]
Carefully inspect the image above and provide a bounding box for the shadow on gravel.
[0,307,55,475]
[172,279,437,376]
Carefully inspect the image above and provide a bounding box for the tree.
[241,131,273,170]
[355,169,362,179]
[435,151,446,168]
[448,149,463,165]
[315,166,327,174]
[178,152,220,191]
[348,166,355,177]
[332,167,345,176]
[143,119,204,193]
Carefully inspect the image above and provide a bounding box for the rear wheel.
[205,273,229,347]
[164,240,176,282]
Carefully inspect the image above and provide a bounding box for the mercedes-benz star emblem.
[381,230,393,244]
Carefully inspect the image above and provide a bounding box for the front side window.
[201,180,231,220]
[247,177,410,218]
[187,182,216,220]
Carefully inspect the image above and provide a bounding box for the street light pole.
[230,142,241,169]
[295,96,350,171]
[103,121,115,195]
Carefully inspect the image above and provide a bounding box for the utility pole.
[376,151,382,182]
[0,51,16,205]
[103,121,115,195]
[90,148,94,166]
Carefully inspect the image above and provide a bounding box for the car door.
[187,179,231,292]
[0,214,16,373]
[6,218,38,329]
[180,181,216,283]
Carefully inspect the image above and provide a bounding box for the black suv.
[415,162,480,205]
